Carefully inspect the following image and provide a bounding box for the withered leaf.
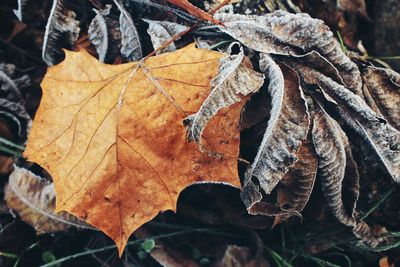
[88,5,112,62]
[312,105,358,227]
[144,19,189,54]
[242,55,309,212]
[361,66,400,130]
[42,0,80,66]
[214,11,363,96]
[0,98,31,143]
[4,166,89,233]
[0,63,31,144]
[184,47,264,146]
[273,132,318,224]
[23,45,258,255]
[0,70,21,102]
[293,63,400,183]
[113,0,142,61]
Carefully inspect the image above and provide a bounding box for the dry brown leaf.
[312,105,357,227]
[4,166,89,233]
[291,61,400,183]
[241,56,309,213]
[273,132,318,224]
[215,11,363,96]
[23,44,263,255]
[361,66,400,130]
[42,0,80,66]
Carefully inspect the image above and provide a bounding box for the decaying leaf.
[214,11,363,96]
[88,5,112,62]
[0,64,31,144]
[144,19,189,54]
[0,70,21,103]
[290,61,400,183]
[241,55,309,212]
[184,47,264,147]
[273,132,318,224]
[312,105,358,227]
[361,66,400,130]
[113,0,142,61]
[23,45,264,255]
[4,166,89,233]
[42,0,80,66]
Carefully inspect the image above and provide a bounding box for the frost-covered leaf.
[318,78,400,183]
[113,0,142,61]
[13,0,28,22]
[241,55,309,212]
[4,166,90,233]
[0,64,30,94]
[292,62,400,183]
[361,66,400,130]
[42,0,80,66]
[273,132,318,224]
[144,19,189,54]
[184,48,264,148]
[0,64,31,144]
[244,55,309,194]
[88,5,112,62]
[214,11,363,95]
[312,105,358,227]
[0,98,30,143]
[0,70,21,102]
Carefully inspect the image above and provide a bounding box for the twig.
[144,0,229,59]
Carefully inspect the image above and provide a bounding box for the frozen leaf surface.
[242,54,309,210]
[113,0,142,61]
[4,166,89,233]
[144,19,189,54]
[88,5,112,62]
[215,11,363,95]
[42,0,80,66]
[361,66,400,130]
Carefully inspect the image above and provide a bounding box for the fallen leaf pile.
[6,0,400,260]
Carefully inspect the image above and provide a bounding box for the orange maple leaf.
[24,45,257,255]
